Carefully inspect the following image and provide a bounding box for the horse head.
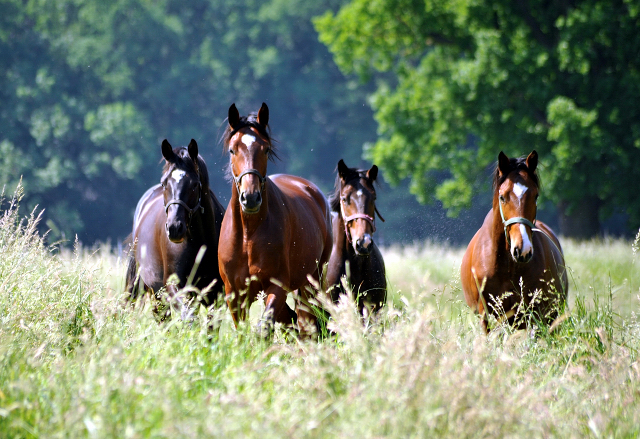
[225,103,273,214]
[161,139,203,243]
[495,150,539,263]
[336,159,383,256]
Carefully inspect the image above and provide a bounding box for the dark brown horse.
[218,103,333,335]
[326,159,386,314]
[125,139,225,317]
[460,151,568,332]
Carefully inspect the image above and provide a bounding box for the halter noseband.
[340,198,385,243]
[164,180,204,225]
[233,169,266,195]
[498,197,536,244]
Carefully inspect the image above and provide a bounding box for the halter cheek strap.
[340,200,376,243]
[233,169,266,195]
[164,181,204,224]
[498,199,536,243]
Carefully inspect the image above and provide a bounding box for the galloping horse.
[218,103,333,335]
[460,151,568,332]
[326,159,386,314]
[125,139,225,315]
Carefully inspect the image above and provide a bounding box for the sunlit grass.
[0,187,638,438]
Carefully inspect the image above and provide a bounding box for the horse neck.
[332,211,350,256]
[188,183,217,244]
[490,194,512,269]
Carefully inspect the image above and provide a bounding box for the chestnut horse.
[125,139,225,316]
[218,103,333,335]
[326,159,386,314]
[460,151,568,332]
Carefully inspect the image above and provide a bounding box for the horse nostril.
[355,239,371,255]
[240,192,246,204]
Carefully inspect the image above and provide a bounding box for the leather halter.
[164,180,204,225]
[498,197,536,244]
[340,198,383,243]
[233,169,266,196]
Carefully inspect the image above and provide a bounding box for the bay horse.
[326,159,386,315]
[460,150,568,333]
[218,103,333,335]
[125,139,225,317]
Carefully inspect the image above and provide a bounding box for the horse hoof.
[256,319,274,338]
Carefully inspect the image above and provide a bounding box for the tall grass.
[0,188,638,438]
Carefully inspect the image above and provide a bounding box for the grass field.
[1,190,639,438]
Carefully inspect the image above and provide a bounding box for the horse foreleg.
[226,285,251,328]
[259,285,297,336]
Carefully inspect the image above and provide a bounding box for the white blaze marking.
[356,189,363,197]
[241,134,256,148]
[513,182,527,199]
[516,224,533,257]
[171,169,186,182]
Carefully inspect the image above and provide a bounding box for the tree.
[0,0,378,243]
[315,0,640,238]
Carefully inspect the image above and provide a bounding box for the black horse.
[326,159,386,315]
[125,139,225,317]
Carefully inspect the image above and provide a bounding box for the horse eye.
[499,195,505,203]
[229,149,235,155]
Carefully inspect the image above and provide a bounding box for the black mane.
[493,155,540,193]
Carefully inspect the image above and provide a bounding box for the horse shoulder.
[461,210,498,308]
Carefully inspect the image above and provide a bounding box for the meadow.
[0,189,639,438]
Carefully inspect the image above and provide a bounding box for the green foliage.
[0,0,378,243]
[0,194,638,436]
[316,0,640,236]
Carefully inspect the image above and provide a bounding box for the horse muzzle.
[354,233,373,256]
[166,220,187,243]
[511,245,533,263]
[240,191,262,214]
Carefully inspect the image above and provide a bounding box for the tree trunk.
[557,197,601,239]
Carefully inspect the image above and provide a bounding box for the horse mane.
[162,147,210,189]
[220,111,279,161]
[493,155,540,193]
[328,166,375,213]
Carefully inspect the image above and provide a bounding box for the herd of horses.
[125,103,568,336]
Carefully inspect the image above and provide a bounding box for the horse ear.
[498,151,510,177]
[188,139,198,161]
[337,159,349,180]
[367,165,378,182]
[257,102,269,127]
[161,139,174,162]
[228,103,240,130]
[526,150,538,173]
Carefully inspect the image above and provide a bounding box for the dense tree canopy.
[1,0,383,243]
[316,0,640,237]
